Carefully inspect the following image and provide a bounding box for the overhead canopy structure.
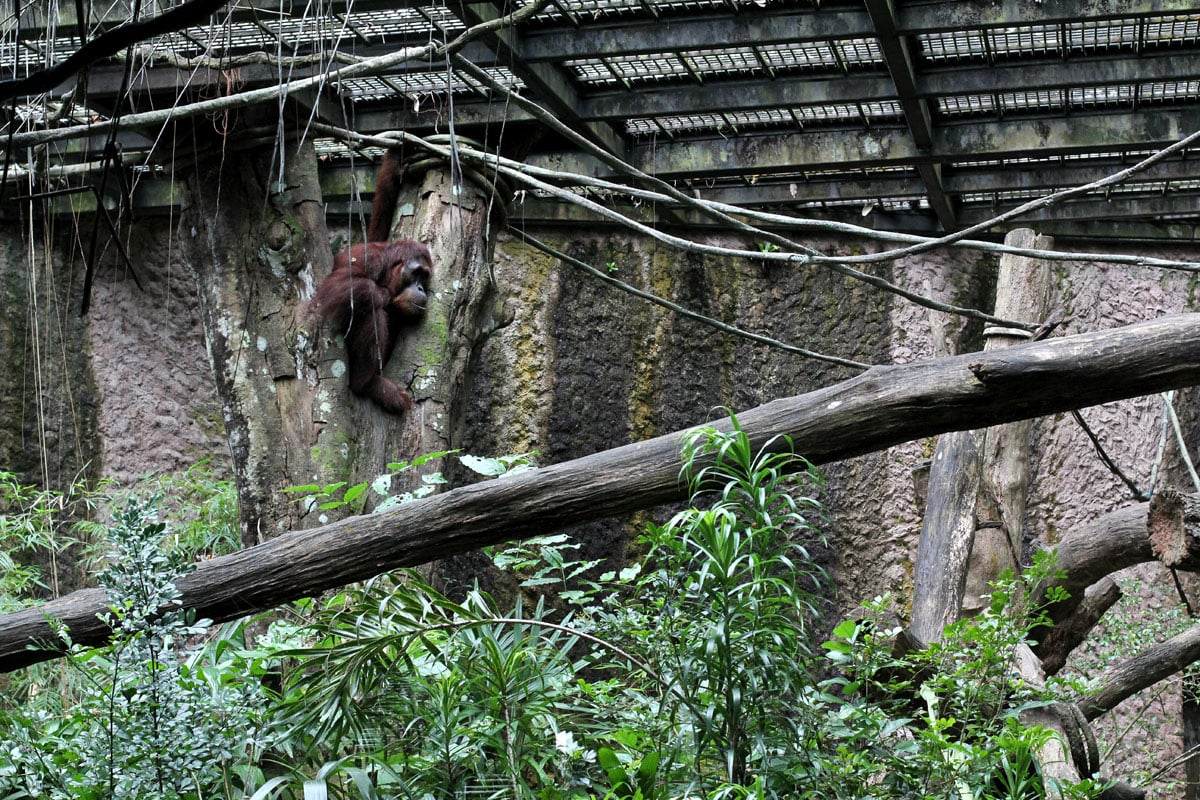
[4,0,1200,242]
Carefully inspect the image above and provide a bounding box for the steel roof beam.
[948,157,1200,194]
[671,156,1200,206]
[898,0,1200,31]
[580,75,895,121]
[447,0,626,158]
[73,48,1200,122]
[573,50,1200,123]
[519,7,875,59]
[958,192,1200,224]
[597,108,1200,178]
[1037,219,1200,243]
[864,0,955,229]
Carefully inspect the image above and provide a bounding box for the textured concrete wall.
[463,231,991,601]
[84,219,227,485]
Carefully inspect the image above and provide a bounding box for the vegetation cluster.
[0,427,1105,799]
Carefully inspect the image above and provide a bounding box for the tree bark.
[1031,491,1200,672]
[184,131,337,544]
[4,313,1200,670]
[1045,503,1154,615]
[1081,624,1200,720]
[965,228,1052,615]
[1037,577,1122,676]
[909,430,979,645]
[911,228,1051,642]
[1148,488,1200,568]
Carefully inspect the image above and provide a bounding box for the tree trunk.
[183,130,337,544]
[340,154,504,498]
[909,430,979,645]
[6,312,1200,671]
[965,228,1052,615]
[911,228,1051,642]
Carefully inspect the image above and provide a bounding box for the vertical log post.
[963,228,1052,615]
[910,430,981,645]
[911,229,1052,644]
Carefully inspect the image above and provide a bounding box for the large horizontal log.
[4,313,1200,672]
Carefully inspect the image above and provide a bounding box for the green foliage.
[0,440,1105,800]
[285,450,536,516]
[814,558,1094,800]
[0,469,108,607]
[595,745,664,800]
[611,420,828,788]
[262,573,583,799]
[285,450,455,516]
[131,460,240,562]
[0,498,270,800]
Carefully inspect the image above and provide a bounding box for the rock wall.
[0,217,227,501]
[463,231,989,600]
[0,228,101,494]
[84,219,227,485]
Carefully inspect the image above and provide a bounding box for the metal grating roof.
[2,0,1200,241]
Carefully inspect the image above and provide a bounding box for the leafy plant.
[0,469,109,606]
[263,573,583,799]
[814,558,1100,800]
[133,459,241,562]
[286,450,455,517]
[0,498,271,800]
[286,450,537,517]
[0,437,1107,800]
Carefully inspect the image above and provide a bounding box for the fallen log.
[4,313,1200,672]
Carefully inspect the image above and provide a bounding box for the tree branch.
[3,314,1200,672]
[1081,624,1200,721]
[0,0,231,102]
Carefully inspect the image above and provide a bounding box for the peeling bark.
[184,133,334,544]
[1148,488,1200,568]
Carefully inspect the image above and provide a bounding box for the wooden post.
[911,228,1052,640]
[963,228,1052,615]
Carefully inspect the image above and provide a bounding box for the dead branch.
[1081,624,1200,721]
[2,314,1200,672]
